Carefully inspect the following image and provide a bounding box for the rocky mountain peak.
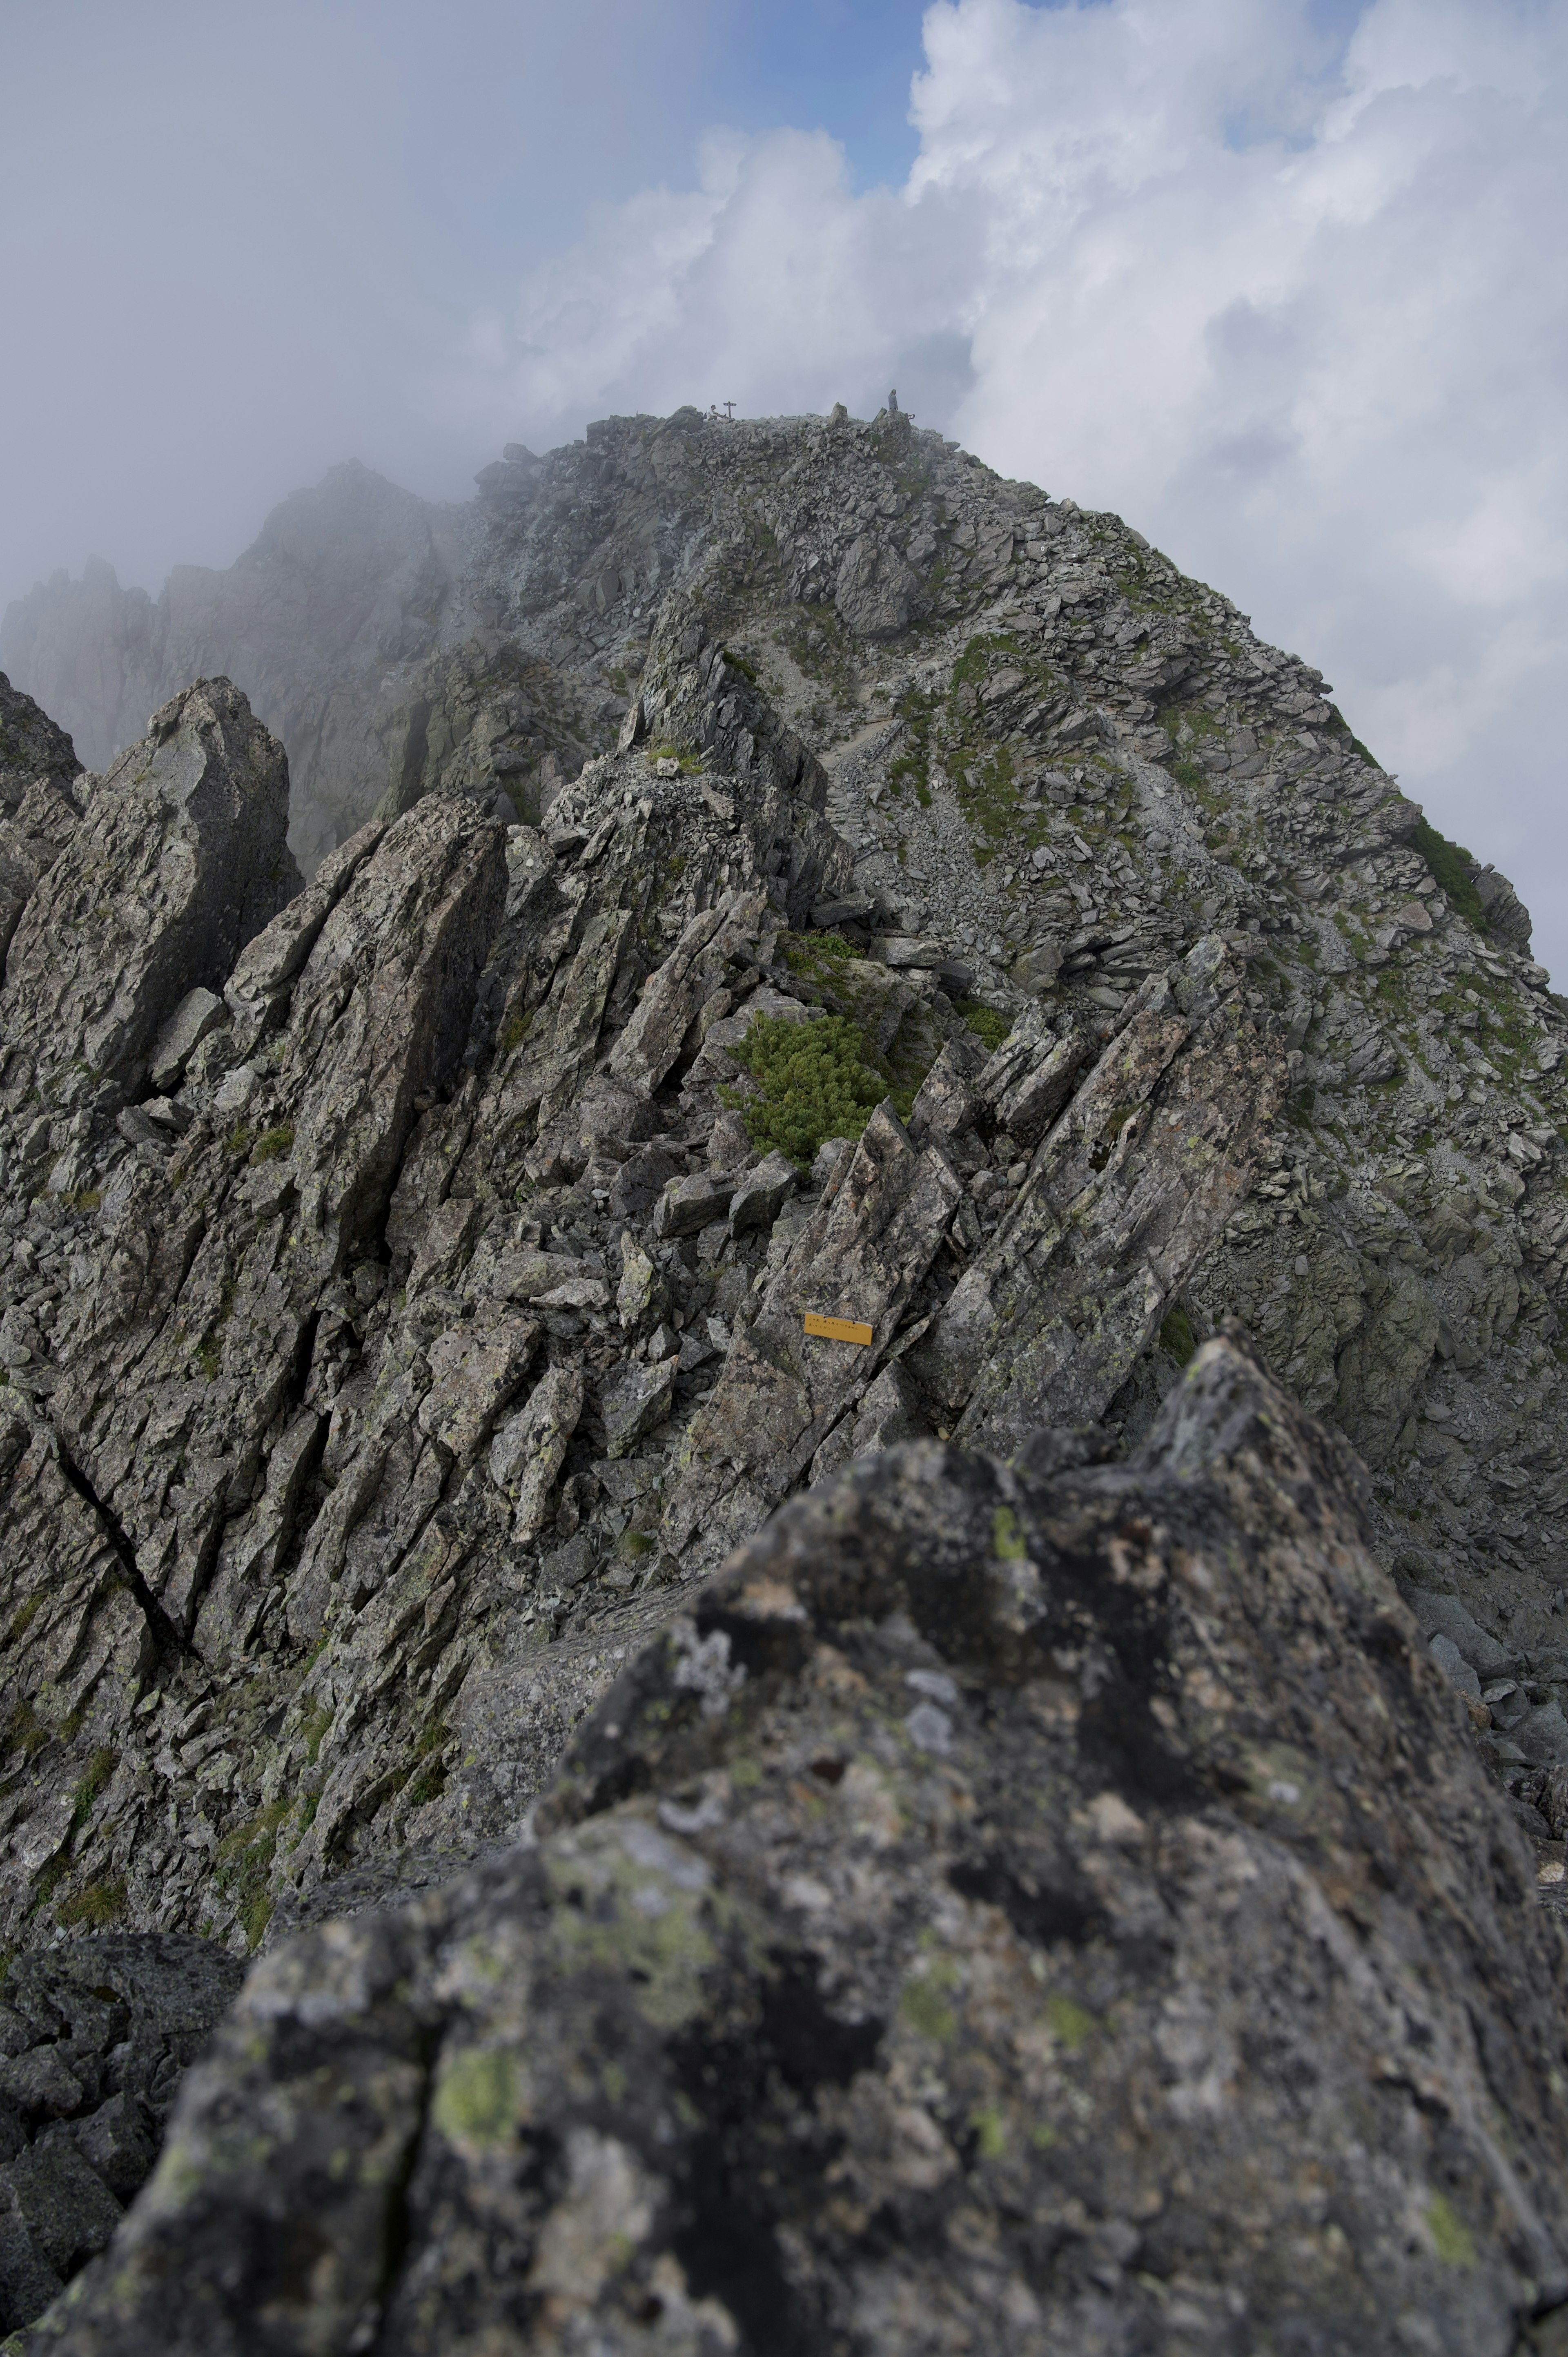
[1,410,1567,2348]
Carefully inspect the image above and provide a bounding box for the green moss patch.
[58,1878,127,1930]
[3,1699,51,1765]
[1158,1305,1197,1366]
[782,931,858,986]
[646,740,703,774]
[1425,2193,1476,2269]
[6,1596,42,1645]
[214,1797,294,1950]
[71,1747,118,1833]
[403,1718,454,1812]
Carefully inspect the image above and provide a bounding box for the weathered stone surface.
[809,1355,929,1482]
[0,781,81,975]
[652,1168,740,1240]
[600,1356,677,1458]
[988,1026,1085,1148]
[915,939,1283,1455]
[0,672,81,821]
[0,1934,241,2337]
[907,1032,986,1141]
[604,890,770,1098]
[0,674,84,970]
[489,1361,586,1541]
[1467,857,1534,952]
[726,1147,798,1236]
[835,526,922,636]
[222,818,385,1026]
[664,1103,963,1569]
[0,679,297,1139]
[1405,1583,1512,1676]
[866,930,946,968]
[144,990,226,1095]
[27,1336,1568,2357]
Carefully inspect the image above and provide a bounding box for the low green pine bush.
[956,1000,1009,1053]
[724,1015,888,1166]
[1411,817,1487,932]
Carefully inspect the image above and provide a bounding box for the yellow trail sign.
[804,1313,873,1347]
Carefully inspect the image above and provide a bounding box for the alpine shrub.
[724,1014,887,1166]
[1411,817,1487,932]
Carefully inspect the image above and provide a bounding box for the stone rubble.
[0,1936,241,2339]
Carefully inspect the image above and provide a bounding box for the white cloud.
[457,0,1568,974]
[447,125,972,432]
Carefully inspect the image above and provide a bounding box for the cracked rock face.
[5,407,1568,2341]
[23,1336,1568,2357]
[0,677,299,1193]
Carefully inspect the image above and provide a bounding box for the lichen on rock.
[20,1335,1568,2356]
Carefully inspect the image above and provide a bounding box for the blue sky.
[387,0,938,309]
[390,0,1377,301]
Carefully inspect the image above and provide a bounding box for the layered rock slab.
[915,936,1283,1455]
[0,678,298,1194]
[24,1335,1568,2356]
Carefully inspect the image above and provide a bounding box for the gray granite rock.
[725,1148,797,1236]
[4,407,1568,2337]
[22,1336,1568,2357]
[0,1935,241,2337]
[1404,1585,1512,1676]
[600,1356,676,1458]
[145,990,226,1094]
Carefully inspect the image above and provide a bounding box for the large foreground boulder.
[22,1334,1568,2354]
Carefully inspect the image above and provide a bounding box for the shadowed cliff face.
[19,1335,1568,2357]
[1,410,1568,2346]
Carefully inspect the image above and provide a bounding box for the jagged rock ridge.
[0,592,1285,1987]
[3,406,1568,2341]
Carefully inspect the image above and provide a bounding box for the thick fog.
[3,0,1565,971]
